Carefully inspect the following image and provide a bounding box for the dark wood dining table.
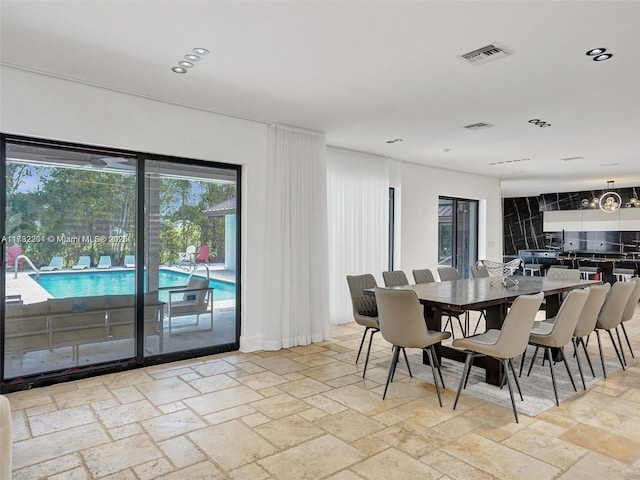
[366,275,599,386]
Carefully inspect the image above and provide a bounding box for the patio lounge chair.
[6,245,23,271]
[72,256,91,270]
[124,255,135,268]
[41,256,63,271]
[195,245,209,264]
[178,245,196,268]
[97,255,112,269]
[163,275,214,335]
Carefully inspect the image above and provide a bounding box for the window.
[438,197,478,278]
[1,135,240,389]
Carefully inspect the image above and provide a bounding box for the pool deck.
[5,263,236,305]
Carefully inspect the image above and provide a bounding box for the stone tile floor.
[5,307,640,479]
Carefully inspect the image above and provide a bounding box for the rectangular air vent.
[463,122,494,130]
[460,43,513,66]
[560,156,584,162]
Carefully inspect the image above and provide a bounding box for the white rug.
[391,344,623,417]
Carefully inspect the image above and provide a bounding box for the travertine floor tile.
[559,423,640,464]
[6,313,640,479]
[258,434,366,480]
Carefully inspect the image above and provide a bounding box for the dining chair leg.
[453,352,473,410]
[383,346,400,399]
[519,349,527,377]
[578,337,596,377]
[606,329,626,371]
[428,346,446,388]
[455,315,466,337]
[425,346,443,407]
[559,347,577,393]
[545,347,560,406]
[620,323,635,358]
[356,327,370,364]
[401,347,413,378]
[443,317,454,340]
[572,338,586,390]
[526,345,540,377]
[501,358,519,423]
[463,352,475,389]
[362,328,378,378]
[615,326,627,366]
[508,358,523,401]
[472,310,485,335]
[595,330,608,378]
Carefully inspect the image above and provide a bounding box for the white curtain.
[262,125,331,350]
[327,147,389,324]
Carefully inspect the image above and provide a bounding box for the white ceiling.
[1,1,639,197]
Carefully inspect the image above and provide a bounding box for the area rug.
[391,344,623,417]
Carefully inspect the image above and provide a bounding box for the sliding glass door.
[438,196,478,278]
[1,135,240,388]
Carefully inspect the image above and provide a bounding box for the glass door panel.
[438,197,478,278]
[3,140,137,379]
[144,159,238,356]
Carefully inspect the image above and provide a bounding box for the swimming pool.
[31,269,236,301]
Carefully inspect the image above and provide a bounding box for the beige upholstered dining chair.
[570,284,611,388]
[346,274,380,378]
[437,266,460,282]
[546,267,581,281]
[452,292,544,423]
[520,288,589,405]
[594,280,634,377]
[468,264,489,335]
[382,270,409,287]
[619,278,640,359]
[470,264,489,278]
[374,287,451,405]
[437,266,468,337]
[412,268,436,284]
[0,394,11,480]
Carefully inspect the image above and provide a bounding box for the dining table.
[366,275,599,386]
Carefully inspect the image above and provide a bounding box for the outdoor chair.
[97,255,112,269]
[195,245,210,264]
[72,256,91,270]
[41,256,63,271]
[178,245,196,268]
[124,255,135,268]
[164,275,214,336]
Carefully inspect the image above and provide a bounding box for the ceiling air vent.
[463,122,494,131]
[460,43,513,66]
[560,156,584,162]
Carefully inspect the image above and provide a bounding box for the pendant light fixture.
[598,180,621,213]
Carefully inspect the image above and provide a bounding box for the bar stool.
[524,263,544,276]
[613,267,636,282]
[579,264,601,280]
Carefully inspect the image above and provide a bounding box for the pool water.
[31,269,236,301]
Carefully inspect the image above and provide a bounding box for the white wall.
[397,161,502,275]
[0,66,268,352]
[1,66,504,350]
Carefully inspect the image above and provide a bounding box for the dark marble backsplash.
[503,187,640,256]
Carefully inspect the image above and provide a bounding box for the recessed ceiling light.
[593,53,613,61]
[177,61,194,68]
[184,54,201,62]
[171,67,187,74]
[192,48,209,56]
[586,48,606,56]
